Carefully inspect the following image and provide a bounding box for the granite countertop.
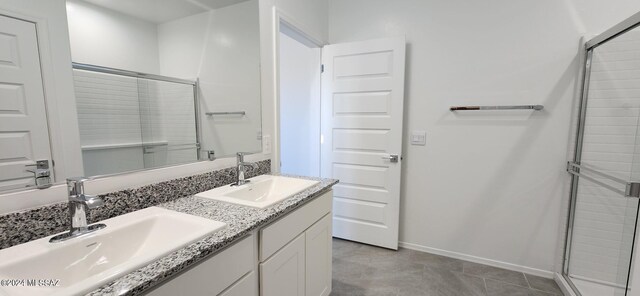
[87,174,338,296]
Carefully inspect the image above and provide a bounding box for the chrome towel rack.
[206,111,246,116]
[450,105,544,111]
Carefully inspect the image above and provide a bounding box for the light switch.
[263,135,271,154]
[411,131,426,146]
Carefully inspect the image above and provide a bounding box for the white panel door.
[0,15,52,191]
[321,37,406,250]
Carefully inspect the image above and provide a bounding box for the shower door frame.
[563,11,640,296]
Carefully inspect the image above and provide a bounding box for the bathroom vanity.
[0,172,337,296]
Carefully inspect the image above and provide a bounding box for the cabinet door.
[260,233,306,296]
[219,271,257,296]
[305,214,332,296]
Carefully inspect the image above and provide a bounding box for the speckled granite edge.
[87,175,338,296]
[0,160,271,250]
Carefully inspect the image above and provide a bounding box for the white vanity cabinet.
[147,189,333,296]
[259,190,333,296]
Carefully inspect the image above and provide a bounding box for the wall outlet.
[411,131,426,146]
[263,135,271,154]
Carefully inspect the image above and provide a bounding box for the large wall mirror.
[0,0,261,193]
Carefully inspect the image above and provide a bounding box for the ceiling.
[81,0,250,24]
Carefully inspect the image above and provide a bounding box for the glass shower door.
[138,78,199,169]
[72,63,201,176]
[565,25,640,296]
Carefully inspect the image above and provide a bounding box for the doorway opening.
[278,21,323,177]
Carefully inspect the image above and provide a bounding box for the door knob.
[25,160,52,189]
[381,154,399,163]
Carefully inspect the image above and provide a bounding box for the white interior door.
[321,37,406,250]
[0,15,53,191]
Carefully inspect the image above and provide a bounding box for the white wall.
[156,12,208,79]
[66,0,160,74]
[279,32,321,177]
[158,0,262,157]
[328,0,640,275]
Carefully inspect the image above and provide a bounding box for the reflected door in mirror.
[0,15,54,191]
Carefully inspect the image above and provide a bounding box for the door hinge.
[321,64,324,73]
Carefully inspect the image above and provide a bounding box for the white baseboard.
[398,241,554,279]
[554,273,577,296]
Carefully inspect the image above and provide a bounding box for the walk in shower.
[564,12,640,296]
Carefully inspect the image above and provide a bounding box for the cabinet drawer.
[147,234,254,296]
[259,190,332,261]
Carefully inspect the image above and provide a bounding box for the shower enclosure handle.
[567,162,640,198]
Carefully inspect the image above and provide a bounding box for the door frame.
[272,8,326,174]
[562,11,640,296]
[0,5,84,188]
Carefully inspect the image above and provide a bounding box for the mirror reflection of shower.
[65,0,262,177]
[73,66,198,176]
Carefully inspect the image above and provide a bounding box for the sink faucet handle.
[67,177,93,197]
[67,176,92,184]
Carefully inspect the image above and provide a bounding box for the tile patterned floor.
[331,238,563,296]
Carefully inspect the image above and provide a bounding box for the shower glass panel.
[74,69,147,176]
[138,78,199,169]
[73,67,199,177]
[565,24,640,296]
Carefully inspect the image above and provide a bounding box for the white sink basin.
[0,207,226,296]
[195,175,319,209]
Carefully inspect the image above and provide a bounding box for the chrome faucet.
[50,177,106,243]
[233,152,259,186]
